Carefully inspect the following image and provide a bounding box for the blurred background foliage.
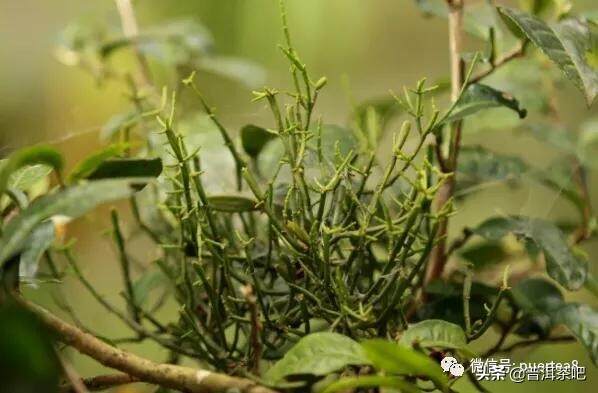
[1,0,598,392]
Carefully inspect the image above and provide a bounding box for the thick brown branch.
[19,298,276,393]
[425,0,464,286]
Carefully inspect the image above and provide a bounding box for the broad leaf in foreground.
[0,179,150,266]
[498,7,598,105]
[264,332,369,382]
[474,216,587,290]
[361,340,448,391]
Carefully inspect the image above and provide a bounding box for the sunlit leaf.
[361,340,448,391]
[0,146,63,197]
[264,332,370,382]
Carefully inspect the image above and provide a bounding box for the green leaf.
[578,117,598,169]
[7,164,52,192]
[498,7,598,105]
[456,146,527,196]
[0,146,63,197]
[240,124,275,158]
[442,84,527,125]
[474,216,587,290]
[85,158,163,180]
[361,340,448,391]
[207,195,259,213]
[196,56,266,89]
[399,319,475,357]
[534,161,584,212]
[19,221,55,282]
[554,303,598,364]
[322,376,419,393]
[460,241,509,269]
[523,123,577,154]
[264,332,370,382]
[0,304,61,393]
[511,278,565,337]
[68,144,128,181]
[0,178,150,266]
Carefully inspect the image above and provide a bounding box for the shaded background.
[1,0,598,392]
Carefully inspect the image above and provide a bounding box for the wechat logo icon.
[441,356,465,377]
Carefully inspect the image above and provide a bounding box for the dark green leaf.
[68,144,128,181]
[474,216,587,290]
[460,241,509,269]
[498,7,598,105]
[19,221,55,282]
[442,84,527,125]
[86,158,163,180]
[523,123,577,154]
[322,376,419,393]
[240,125,275,158]
[456,146,527,195]
[0,304,61,393]
[207,195,259,213]
[399,319,474,357]
[0,146,63,197]
[0,179,150,266]
[533,161,584,213]
[554,303,598,364]
[511,278,565,337]
[264,332,370,382]
[361,340,448,391]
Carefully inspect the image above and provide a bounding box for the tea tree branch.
[425,0,464,286]
[18,297,277,393]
